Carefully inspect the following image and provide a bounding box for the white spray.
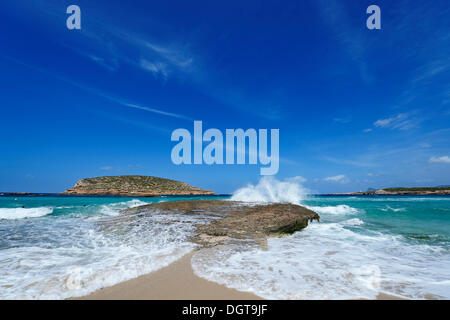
[230,176,309,205]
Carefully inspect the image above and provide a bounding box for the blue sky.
[0,0,449,194]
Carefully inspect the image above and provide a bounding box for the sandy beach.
[77,251,262,300]
[76,250,406,300]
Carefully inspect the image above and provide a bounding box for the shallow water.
[0,194,449,299]
[193,195,450,299]
[0,195,222,299]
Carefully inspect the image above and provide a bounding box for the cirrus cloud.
[429,156,450,164]
[373,113,420,131]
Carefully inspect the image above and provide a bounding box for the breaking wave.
[99,199,148,216]
[230,176,309,205]
[307,204,360,215]
[0,207,53,220]
[380,206,406,212]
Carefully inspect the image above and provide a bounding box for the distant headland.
[62,175,214,197]
[326,187,450,196]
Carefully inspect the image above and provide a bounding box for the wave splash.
[230,176,309,205]
[0,207,53,220]
[307,204,360,215]
[99,199,148,216]
[230,177,361,216]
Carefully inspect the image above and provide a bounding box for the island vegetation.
[329,186,450,196]
[382,187,450,192]
[63,175,214,196]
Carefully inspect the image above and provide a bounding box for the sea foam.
[0,199,200,299]
[193,181,450,299]
[192,219,450,299]
[99,199,148,216]
[307,204,360,215]
[0,207,53,220]
[380,205,406,212]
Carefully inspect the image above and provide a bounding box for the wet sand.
[77,252,262,300]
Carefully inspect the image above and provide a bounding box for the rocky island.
[63,175,214,197]
[328,187,450,196]
[123,200,320,248]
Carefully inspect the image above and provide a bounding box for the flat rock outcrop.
[124,200,320,248]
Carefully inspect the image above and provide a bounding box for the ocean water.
[193,180,450,300]
[1,188,449,299]
[0,195,223,299]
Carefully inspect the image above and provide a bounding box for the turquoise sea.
[0,194,449,299]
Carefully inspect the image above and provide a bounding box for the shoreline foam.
[76,251,262,300]
[75,250,407,300]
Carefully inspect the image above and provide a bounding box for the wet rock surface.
[123,200,320,248]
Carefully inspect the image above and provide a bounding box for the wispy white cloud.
[322,156,378,168]
[429,156,450,164]
[323,174,349,184]
[418,142,431,148]
[139,59,168,78]
[412,58,450,84]
[144,42,193,70]
[333,117,351,124]
[96,91,192,121]
[68,46,119,71]
[58,10,196,80]
[123,103,192,120]
[100,166,113,171]
[285,176,307,183]
[388,2,450,117]
[1,55,191,128]
[88,55,119,71]
[90,109,171,135]
[315,0,372,83]
[279,157,301,166]
[373,112,421,131]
